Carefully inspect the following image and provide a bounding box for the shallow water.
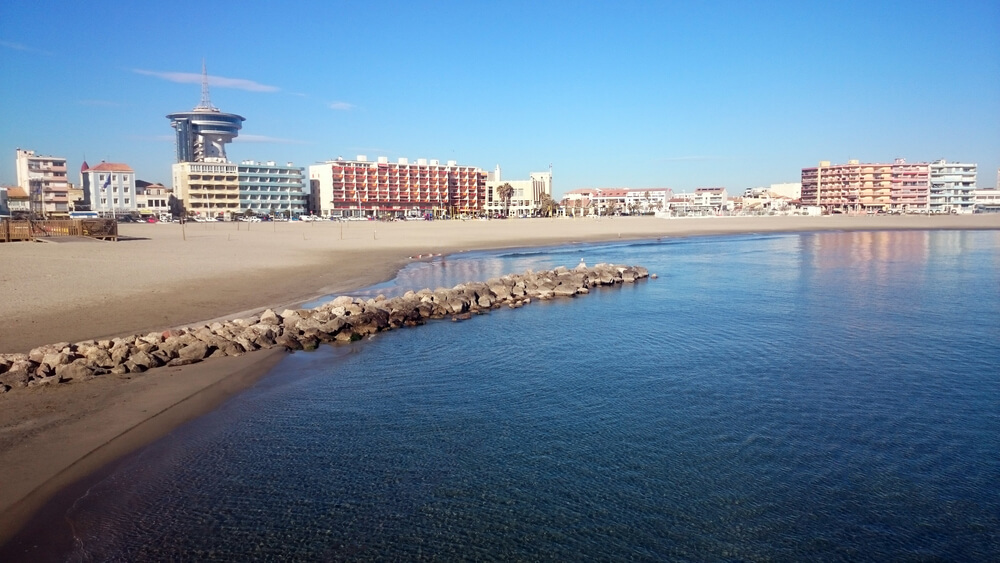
[40,231,1000,560]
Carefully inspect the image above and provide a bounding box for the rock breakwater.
[0,263,649,392]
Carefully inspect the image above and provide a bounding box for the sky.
[1,0,998,197]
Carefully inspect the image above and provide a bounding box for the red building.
[310,156,487,218]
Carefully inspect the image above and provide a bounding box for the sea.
[12,229,1000,561]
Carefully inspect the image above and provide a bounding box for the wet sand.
[1,214,998,546]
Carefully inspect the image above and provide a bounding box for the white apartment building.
[484,165,553,216]
[928,160,977,214]
[666,188,729,215]
[81,161,137,216]
[15,148,70,218]
[561,187,672,216]
[238,160,308,217]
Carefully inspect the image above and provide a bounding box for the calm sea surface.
[37,231,1000,560]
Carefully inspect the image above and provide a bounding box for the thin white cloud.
[329,101,355,110]
[236,134,308,145]
[0,40,51,55]
[133,69,280,93]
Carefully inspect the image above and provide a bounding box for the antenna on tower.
[195,59,218,111]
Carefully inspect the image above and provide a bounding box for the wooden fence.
[1,218,118,242]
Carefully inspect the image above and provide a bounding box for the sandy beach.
[1,213,999,545]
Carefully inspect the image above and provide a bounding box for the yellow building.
[172,162,239,219]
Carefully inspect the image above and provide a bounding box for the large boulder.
[56,359,95,381]
[259,309,282,326]
[177,341,211,363]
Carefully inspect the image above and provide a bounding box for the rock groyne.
[0,263,649,392]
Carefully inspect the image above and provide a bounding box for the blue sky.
[2,0,998,196]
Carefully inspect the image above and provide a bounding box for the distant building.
[81,161,137,216]
[485,165,553,216]
[172,161,239,219]
[168,64,247,219]
[167,63,244,164]
[929,160,977,214]
[4,186,30,214]
[767,182,801,200]
[15,148,70,218]
[890,159,929,211]
[802,158,977,213]
[137,183,172,218]
[309,155,488,218]
[561,187,672,216]
[238,160,308,218]
[973,189,1000,214]
[0,187,8,216]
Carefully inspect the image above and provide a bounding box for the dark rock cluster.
[0,263,648,392]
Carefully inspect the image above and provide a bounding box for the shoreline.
[2,214,999,547]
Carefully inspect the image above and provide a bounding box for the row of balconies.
[190,202,240,209]
[190,194,240,200]
[188,175,238,181]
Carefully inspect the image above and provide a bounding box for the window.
[114,198,119,204]
[101,198,107,205]
[124,198,130,204]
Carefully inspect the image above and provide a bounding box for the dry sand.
[1,213,998,544]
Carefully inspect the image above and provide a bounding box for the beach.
[2,213,999,545]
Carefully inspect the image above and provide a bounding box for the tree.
[643,191,652,214]
[537,192,560,217]
[606,201,619,216]
[497,183,514,217]
[168,195,186,219]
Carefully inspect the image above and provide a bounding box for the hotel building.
[238,160,308,217]
[801,160,892,213]
[172,161,239,218]
[81,161,137,217]
[309,156,487,218]
[15,148,70,218]
[802,159,978,214]
[484,165,553,216]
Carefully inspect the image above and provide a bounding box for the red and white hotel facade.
[309,156,487,218]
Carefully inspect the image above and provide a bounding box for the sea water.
[35,231,1000,560]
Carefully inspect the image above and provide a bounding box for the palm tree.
[537,192,560,217]
[497,183,514,217]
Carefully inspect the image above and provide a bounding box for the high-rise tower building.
[166,63,244,163]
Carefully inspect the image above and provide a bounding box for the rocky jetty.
[0,263,649,392]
